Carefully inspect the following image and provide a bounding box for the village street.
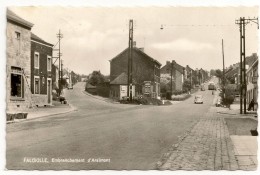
[6,78,219,170]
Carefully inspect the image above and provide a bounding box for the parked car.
[194,95,203,104]
[67,83,73,89]
[216,98,222,107]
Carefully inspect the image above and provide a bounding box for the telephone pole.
[222,39,225,98]
[235,17,258,114]
[127,19,134,101]
[170,61,173,96]
[53,30,63,96]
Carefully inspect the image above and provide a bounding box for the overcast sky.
[9,6,259,75]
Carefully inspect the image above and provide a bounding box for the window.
[34,77,40,94]
[47,56,52,71]
[11,73,23,98]
[15,31,20,40]
[34,52,39,69]
[15,31,21,55]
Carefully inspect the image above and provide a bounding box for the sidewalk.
[7,101,76,124]
[157,107,258,170]
[216,107,257,121]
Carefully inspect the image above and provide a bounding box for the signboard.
[120,85,127,99]
[144,81,151,94]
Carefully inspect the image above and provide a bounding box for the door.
[47,80,51,104]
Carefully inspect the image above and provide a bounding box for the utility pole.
[222,39,225,98]
[53,30,63,96]
[170,61,173,97]
[127,19,134,101]
[235,17,258,114]
[61,59,63,90]
[190,71,192,90]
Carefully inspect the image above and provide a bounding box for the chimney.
[166,61,170,65]
[133,41,136,47]
[139,47,144,52]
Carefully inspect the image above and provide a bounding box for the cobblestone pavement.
[158,107,257,171]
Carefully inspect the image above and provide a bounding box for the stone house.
[30,33,53,106]
[6,9,34,111]
[161,60,185,92]
[109,47,161,100]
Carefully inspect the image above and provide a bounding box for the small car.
[67,84,73,89]
[194,95,203,104]
[201,86,206,91]
[216,99,222,107]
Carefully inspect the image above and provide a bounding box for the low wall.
[32,94,51,106]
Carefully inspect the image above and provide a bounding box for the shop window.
[11,73,23,98]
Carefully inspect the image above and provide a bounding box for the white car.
[194,95,203,104]
[216,98,222,107]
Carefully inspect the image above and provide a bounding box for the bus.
[208,82,216,90]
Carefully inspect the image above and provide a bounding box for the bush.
[171,94,191,101]
[222,95,234,107]
[120,97,171,106]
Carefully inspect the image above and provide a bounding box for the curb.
[6,105,77,124]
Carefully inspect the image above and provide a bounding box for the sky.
[8,6,259,76]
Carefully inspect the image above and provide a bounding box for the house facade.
[52,64,59,90]
[30,33,53,106]
[246,57,258,111]
[109,47,161,100]
[161,60,185,92]
[6,9,34,111]
[185,65,195,88]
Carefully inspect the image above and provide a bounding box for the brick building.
[30,33,53,106]
[6,9,34,111]
[109,47,161,100]
[161,60,185,91]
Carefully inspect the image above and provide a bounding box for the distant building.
[109,47,161,100]
[6,9,34,111]
[30,33,53,106]
[161,60,185,91]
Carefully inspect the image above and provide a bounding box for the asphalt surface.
[6,78,219,170]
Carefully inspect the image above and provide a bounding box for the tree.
[88,71,105,86]
[183,80,191,92]
[210,69,216,76]
[215,69,223,79]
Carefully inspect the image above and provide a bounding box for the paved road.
[6,78,219,170]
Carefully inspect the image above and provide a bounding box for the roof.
[31,33,54,47]
[175,62,185,73]
[110,72,137,85]
[186,65,194,72]
[161,61,185,74]
[246,53,258,67]
[225,67,239,78]
[7,9,33,29]
[110,47,161,66]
